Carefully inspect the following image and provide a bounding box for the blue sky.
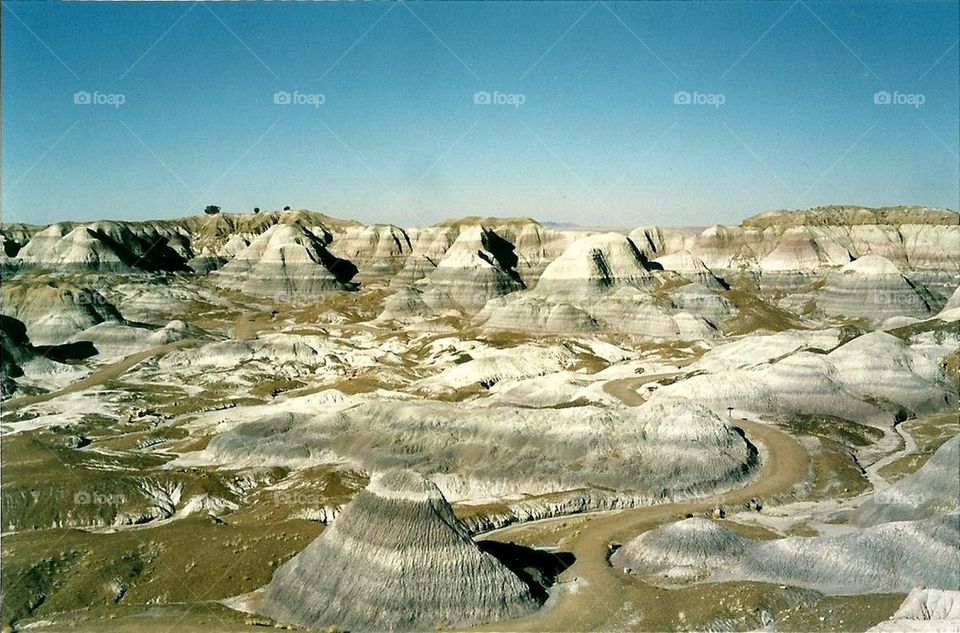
[2,1,958,227]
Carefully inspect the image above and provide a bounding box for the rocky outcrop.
[3,205,957,334]
[741,205,958,230]
[651,330,958,426]
[1,315,36,398]
[258,469,539,631]
[510,222,579,283]
[616,513,960,595]
[211,223,358,299]
[0,224,34,257]
[458,481,760,535]
[327,224,413,279]
[818,255,937,321]
[181,209,355,271]
[935,285,960,321]
[109,280,217,325]
[628,226,670,259]
[478,233,730,337]
[532,232,653,294]
[670,283,737,320]
[62,319,200,360]
[381,225,525,318]
[390,225,460,287]
[14,221,190,273]
[418,343,575,392]
[1,283,124,345]
[669,224,765,272]
[4,210,362,275]
[387,218,571,289]
[853,434,960,526]
[382,219,576,317]
[654,251,730,290]
[628,207,959,297]
[758,225,853,272]
[611,517,748,576]
[177,396,758,506]
[867,588,960,632]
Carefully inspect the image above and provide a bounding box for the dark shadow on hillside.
[316,245,360,287]
[89,228,190,273]
[34,341,99,362]
[731,425,762,476]
[480,228,525,287]
[477,540,575,603]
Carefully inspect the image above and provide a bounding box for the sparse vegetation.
[2,203,957,631]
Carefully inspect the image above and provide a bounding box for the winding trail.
[2,339,198,413]
[602,371,682,402]
[865,421,918,490]
[471,376,810,632]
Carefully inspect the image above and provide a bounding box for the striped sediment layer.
[211,223,358,298]
[818,255,937,321]
[614,513,960,595]
[258,469,539,631]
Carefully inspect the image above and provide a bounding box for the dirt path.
[602,373,681,404]
[471,376,810,632]
[3,339,198,412]
[866,420,918,489]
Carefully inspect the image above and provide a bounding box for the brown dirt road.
[471,376,810,632]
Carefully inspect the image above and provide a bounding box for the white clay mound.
[616,514,960,595]
[257,469,539,631]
